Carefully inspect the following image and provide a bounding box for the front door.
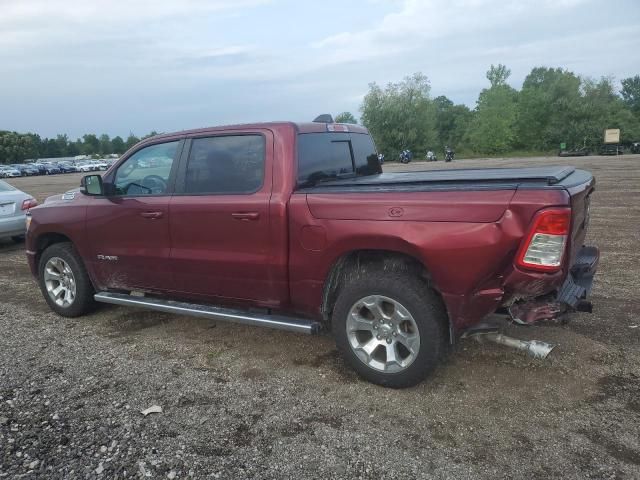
[169,132,281,306]
[85,140,182,292]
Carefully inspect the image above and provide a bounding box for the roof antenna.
[313,114,334,123]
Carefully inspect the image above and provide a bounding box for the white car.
[76,163,94,172]
[0,180,37,242]
[0,167,22,178]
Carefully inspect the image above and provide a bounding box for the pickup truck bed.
[299,166,592,191]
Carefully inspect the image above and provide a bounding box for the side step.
[94,292,322,335]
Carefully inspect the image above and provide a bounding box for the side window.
[297,132,354,186]
[184,135,265,194]
[351,133,382,176]
[114,141,179,196]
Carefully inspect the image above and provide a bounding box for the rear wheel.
[38,242,95,317]
[333,271,446,388]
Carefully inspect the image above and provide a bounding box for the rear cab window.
[297,132,380,187]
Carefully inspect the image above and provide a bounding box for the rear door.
[85,140,182,291]
[169,131,281,306]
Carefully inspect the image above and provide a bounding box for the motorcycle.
[399,150,413,164]
[426,150,437,162]
[444,147,454,162]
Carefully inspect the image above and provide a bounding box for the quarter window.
[114,141,179,196]
[184,135,265,194]
[297,132,381,186]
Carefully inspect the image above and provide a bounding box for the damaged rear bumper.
[509,245,599,324]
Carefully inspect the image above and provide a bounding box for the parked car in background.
[57,162,80,173]
[0,180,37,242]
[76,163,95,172]
[0,166,22,178]
[12,164,39,176]
[32,164,48,175]
[42,164,62,175]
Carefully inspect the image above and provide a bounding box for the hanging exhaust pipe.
[478,333,555,359]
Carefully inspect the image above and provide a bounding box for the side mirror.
[80,175,104,196]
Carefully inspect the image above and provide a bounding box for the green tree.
[516,67,582,150]
[55,134,70,156]
[99,134,112,155]
[0,131,38,163]
[82,134,100,155]
[335,112,357,124]
[360,72,437,158]
[111,136,125,154]
[125,133,140,150]
[577,76,638,147]
[433,96,472,151]
[466,65,518,154]
[486,64,511,88]
[43,138,61,158]
[67,140,80,157]
[620,75,640,114]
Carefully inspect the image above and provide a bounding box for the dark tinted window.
[184,135,264,194]
[297,132,380,186]
[351,133,381,176]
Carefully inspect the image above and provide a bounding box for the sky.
[1,0,639,139]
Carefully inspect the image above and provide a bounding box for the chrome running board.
[94,292,322,335]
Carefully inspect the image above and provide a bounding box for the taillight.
[516,208,571,272]
[21,198,38,210]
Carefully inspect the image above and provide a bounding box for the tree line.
[339,66,640,159]
[0,131,159,165]
[2,65,639,164]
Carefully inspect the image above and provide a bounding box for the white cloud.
[311,0,591,65]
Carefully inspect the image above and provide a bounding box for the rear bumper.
[0,215,26,239]
[557,245,599,309]
[509,245,599,324]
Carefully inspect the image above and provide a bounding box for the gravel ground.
[1,155,639,479]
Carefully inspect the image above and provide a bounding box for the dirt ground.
[1,155,639,479]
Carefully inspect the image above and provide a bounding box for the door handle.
[140,211,163,219]
[231,212,260,221]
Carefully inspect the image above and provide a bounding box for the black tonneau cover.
[297,166,584,193]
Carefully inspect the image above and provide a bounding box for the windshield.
[297,132,380,187]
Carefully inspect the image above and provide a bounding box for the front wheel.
[38,242,96,317]
[332,271,446,388]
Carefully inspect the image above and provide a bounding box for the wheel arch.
[320,249,452,342]
[32,232,91,283]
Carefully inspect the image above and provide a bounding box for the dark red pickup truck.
[25,119,599,387]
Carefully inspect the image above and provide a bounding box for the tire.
[332,270,447,388]
[38,242,96,317]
